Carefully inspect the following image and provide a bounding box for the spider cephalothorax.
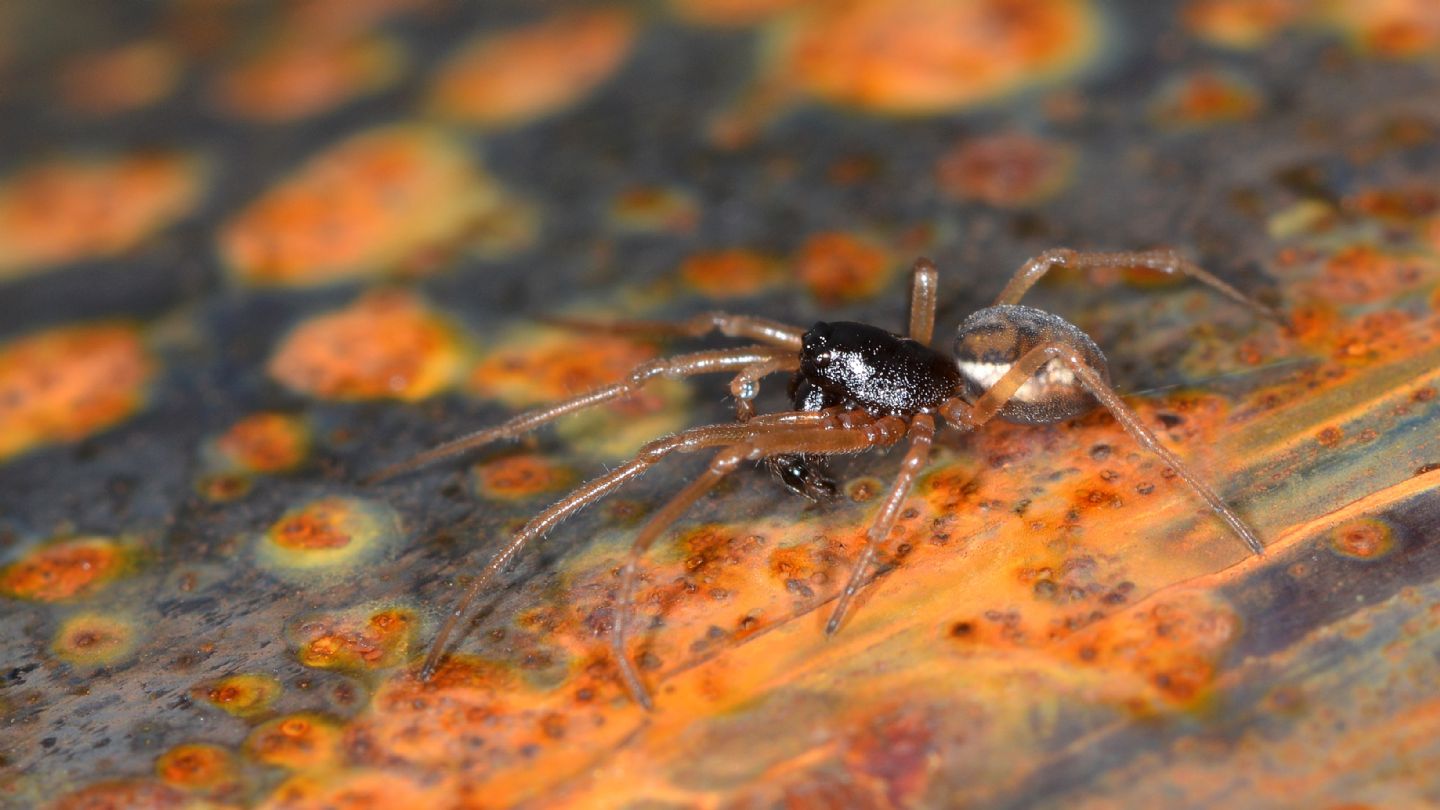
[370,247,1281,710]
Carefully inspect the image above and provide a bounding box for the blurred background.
[2,1,1440,807]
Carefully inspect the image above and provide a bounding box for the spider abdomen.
[798,321,961,416]
[953,304,1109,425]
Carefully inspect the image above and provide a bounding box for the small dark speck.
[41,737,56,749]
[1157,413,1184,428]
[1416,463,1440,475]
[1090,444,1112,460]
[785,578,815,598]
[950,621,973,638]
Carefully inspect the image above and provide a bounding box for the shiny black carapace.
[370,247,1281,710]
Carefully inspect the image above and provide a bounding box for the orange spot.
[935,132,1076,207]
[214,412,310,473]
[609,186,700,234]
[49,780,187,810]
[429,8,638,127]
[0,153,203,277]
[268,290,464,401]
[1324,0,1440,57]
[468,329,656,408]
[257,496,401,579]
[195,673,282,718]
[795,232,895,304]
[669,0,811,26]
[52,613,138,667]
[59,40,181,116]
[196,473,253,502]
[155,743,236,791]
[778,0,1100,114]
[245,713,344,771]
[220,126,504,286]
[294,606,416,672]
[212,34,402,122]
[0,537,125,602]
[266,769,457,808]
[679,249,782,299]
[1304,244,1432,303]
[1345,186,1440,223]
[271,504,355,551]
[1182,0,1302,49]
[1150,70,1262,129]
[475,453,575,500]
[1329,518,1396,559]
[0,323,156,462]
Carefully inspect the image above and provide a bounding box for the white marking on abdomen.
[957,359,1076,403]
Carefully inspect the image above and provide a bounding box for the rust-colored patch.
[935,132,1077,208]
[1328,518,1396,560]
[220,127,506,286]
[293,605,416,672]
[776,0,1101,114]
[212,34,402,122]
[1324,0,1440,58]
[1182,0,1303,49]
[468,328,656,408]
[795,232,895,304]
[244,713,344,771]
[213,412,310,474]
[48,780,187,810]
[58,40,181,116]
[0,536,126,602]
[51,613,139,667]
[155,743,237,792]
[258,496,401,580]
[195,673,283,718]
[609,186,701,234]
[268,290,465,401]
[0,323,156,463]
[428,7,638,128]
[1150,69,1262,129]
[475,453,575,500]
[0,153,203,277]
[679,249,783,299]
[266,769,458,809]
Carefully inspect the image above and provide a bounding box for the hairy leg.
[941,343,1265,556]
[368,346,791,483]
[612,413,904,709]
[824,414,936,636]
[418,412,847,681]
[908,257,939,346]
[729,355,799,422]
[543,310,806,351]
[993,248,1282,323]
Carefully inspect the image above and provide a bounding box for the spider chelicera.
[372,248,1280,710]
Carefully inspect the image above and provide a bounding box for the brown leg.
[543,311,806,351]
[729,355,799,421]
[419,412,852,681]
[824,414,936,636]
[367,346,790,483]
[908,257,939,346]
[993,248,1282,323]
[613,414,905,709]
[941,343,1265,556]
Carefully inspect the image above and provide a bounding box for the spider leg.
[908,257,939,345]
[824,414,936,636]
[941,343,1265,556]
[418,412,851,681]
[993,248,1283,323]
[542,310,806,351]
[367,345,792,483]
[729,355,799,421]
[612,412,907,709]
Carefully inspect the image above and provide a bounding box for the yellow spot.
[268,290,465,401]
[257,496,402,580]
[1329,518,1396,560]
[194,673,283,718]
[52,613,139,667]
[292,604,416,672]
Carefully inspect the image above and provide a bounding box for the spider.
[371,248,1280,710]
